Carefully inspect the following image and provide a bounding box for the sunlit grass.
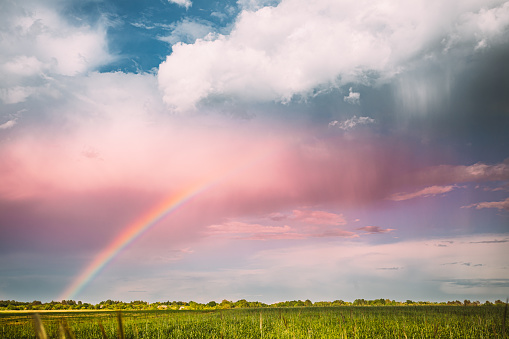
[0,306,507,338]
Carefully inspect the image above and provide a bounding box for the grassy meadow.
[1,305,507,338]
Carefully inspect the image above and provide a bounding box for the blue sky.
[0,0,508,304]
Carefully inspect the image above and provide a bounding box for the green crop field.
[0,306,507,338]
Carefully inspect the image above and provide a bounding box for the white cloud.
[0,86,36,105]
[158,19,215,45]
[449,2,509,50]
[158,0,509,112]
[328,115,375,130]
[245,234,509,300]
[168,0,192,10]
[0,119,17,130]
[0,2,112,104]
[343,87,360,104]
[237,0,280,11]
[0,4,111,76]
[108,233,509,302]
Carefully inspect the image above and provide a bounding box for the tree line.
[0,298,506,311]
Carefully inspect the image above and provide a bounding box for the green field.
[1,306,506,338]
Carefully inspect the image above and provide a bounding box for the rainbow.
[59,148,276,301]
[59,181,212,300]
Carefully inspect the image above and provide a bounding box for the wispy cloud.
[158,18,215,45]
[208,221,293,235]
[388,185,458,201]
[168,0,192,10]
[312,229,357,238]
[0,119,17,130]
[328,116,375,130]
[244,228,358,240]
[462,197,509,211]
[440,279,509,289]
[441,262,483,267]
[357,226,395,234]
[207,220,357,240]
[291,209,346,225]
[469,239,509,244]
[416,159,509,185]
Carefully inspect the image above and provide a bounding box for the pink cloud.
[206,220,357,240]
[244,233,308,240]
[357,226,396,234]
[267,212,287,221]
[414,159,509,186]
[291,209,346,225]
[245,228,357,240]
[1,86,507,257]
[462,197,509,211]
[208,222,293,235]
[207,221,303,240]
[388,185,457,201]
[312,228,357,238]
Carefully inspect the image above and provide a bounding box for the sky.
[0,0,508,304]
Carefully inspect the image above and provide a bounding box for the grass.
[0,305,507,338]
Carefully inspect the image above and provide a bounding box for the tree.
[235,299,249,308]
[353,299,367,306]
[220,300,232,309]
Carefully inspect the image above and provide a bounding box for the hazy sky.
[1,0,508,304]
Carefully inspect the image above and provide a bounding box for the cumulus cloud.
[0,3,111,76]
[168,0,192,10]
[357,226,395,234]
[0,1,112,104]
[388,185,458,201]
[447,2,509,51]
[328,115,375,130]
[343,87,360,104]
[158,0,509,111]
[462,197,509,211]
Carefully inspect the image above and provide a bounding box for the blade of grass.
[32,313,48,339]
[503,298,508,339]
[98,321,108,339]
[61,319,76,339]
[117,311,125,339]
